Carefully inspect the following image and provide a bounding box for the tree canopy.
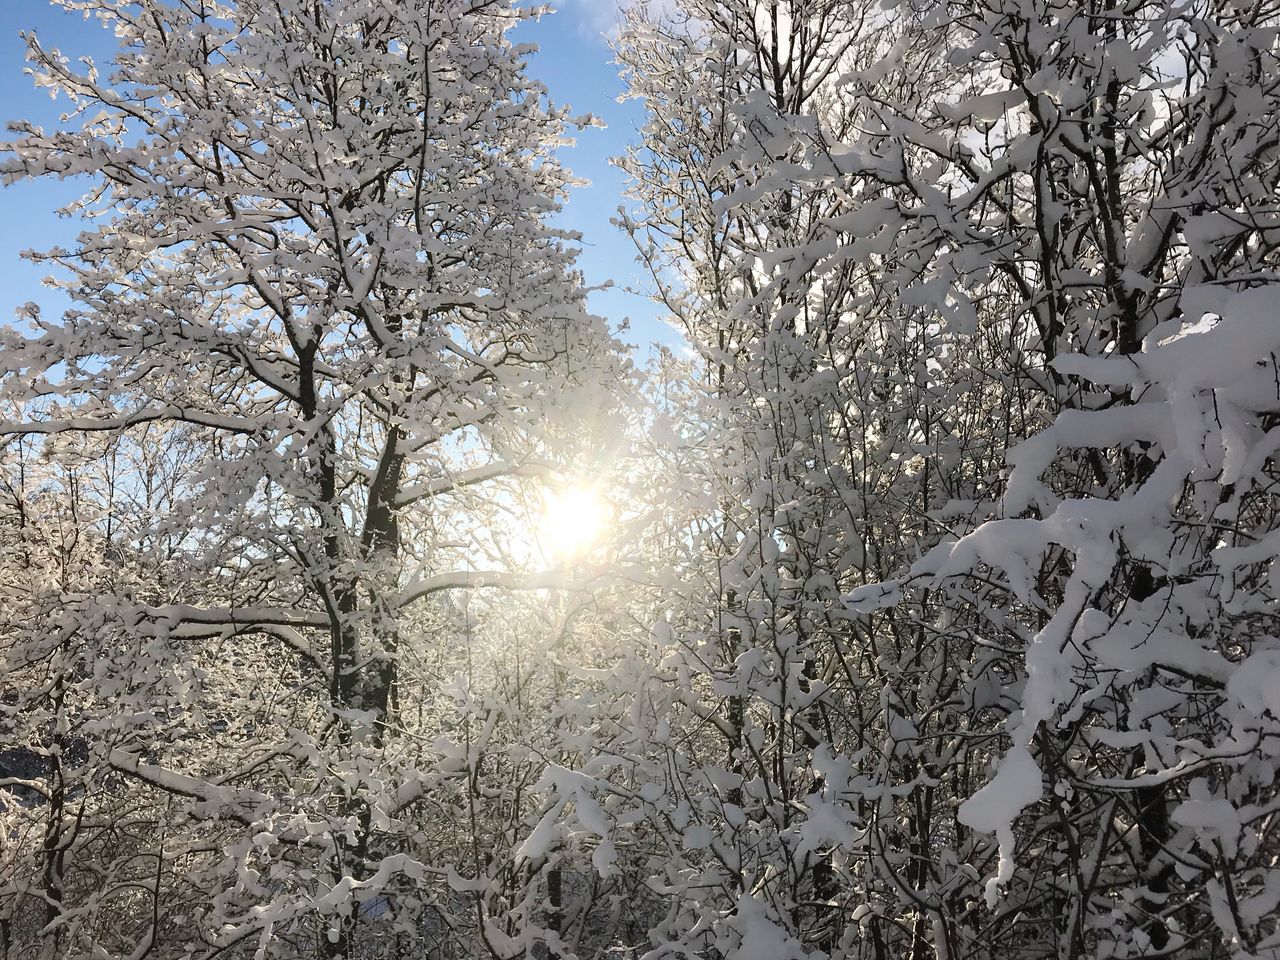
[2,1,1278,959]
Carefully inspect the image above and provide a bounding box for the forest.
[0,1,1278,958]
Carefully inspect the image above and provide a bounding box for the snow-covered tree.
[608,3,980,956]
[596,1,1280,958]
[0,1,623,957]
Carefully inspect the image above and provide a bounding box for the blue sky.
[0,1,676,349]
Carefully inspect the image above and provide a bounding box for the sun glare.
[539,484,608,560]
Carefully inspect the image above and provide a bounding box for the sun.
[539,483,609,560]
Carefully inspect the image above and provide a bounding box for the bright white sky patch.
[558,0,681,39]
